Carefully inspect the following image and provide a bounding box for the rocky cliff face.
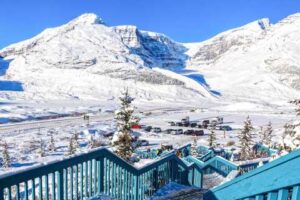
[113,25,187,69]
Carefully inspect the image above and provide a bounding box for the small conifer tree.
[112,89,140,161]
[238,116,254,160]
[262,122,273,147]
[48,135,56,152]
[67,136,76,155]
[38,139,45,157]
[208,127,217,147]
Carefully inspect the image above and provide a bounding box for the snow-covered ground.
[1,12,300,177]
[0,100,297,175]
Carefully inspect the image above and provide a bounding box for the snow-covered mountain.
[0,13,300,107]
[186,13,300,105]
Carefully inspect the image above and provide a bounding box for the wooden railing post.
[99,157,104,193]
[134,175,139,200]
[255,195,263,200]
[170,160,178,182]
[153,167,158,190]
[292,186,300,200]
[277,189,288,200]
[57,170,64,200]
[0,187,3,200]
[267,192,278,200]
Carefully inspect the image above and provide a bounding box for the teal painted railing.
[204,148,300,200]
[184,155,238,177]
[0,147,203,200]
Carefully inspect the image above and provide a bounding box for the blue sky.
[0,0,299,48]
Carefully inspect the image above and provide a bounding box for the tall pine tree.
[291,99,300,116]
[112,89,139,161]
[48,135,56,152]
[208,127,217,147]
[238,116,254,160]
[262,122,273,147]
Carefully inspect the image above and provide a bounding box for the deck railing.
[0,147,202,200]
[204,148,300,200]
[185,155,238,177]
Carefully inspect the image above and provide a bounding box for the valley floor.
[0,100,297,175]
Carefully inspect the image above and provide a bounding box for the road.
[0,106,201,136]
[0,114,114,135]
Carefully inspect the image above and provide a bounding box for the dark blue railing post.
[170,159,178,182]
[153,167,158,190]
[0,187,3,200]
[57,170,64,200]
[99,156,104,193]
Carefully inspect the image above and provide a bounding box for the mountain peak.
[69,13,104,25]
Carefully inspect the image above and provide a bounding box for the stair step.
[151,188,207,200]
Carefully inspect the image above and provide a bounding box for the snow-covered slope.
[0,14,211,102]
[186,13,300,104]
[0,13,300,107]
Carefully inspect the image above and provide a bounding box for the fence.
[0,147,203,200]
[204,148,300,200]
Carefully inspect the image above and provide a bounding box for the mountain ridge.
[0,13,299,106]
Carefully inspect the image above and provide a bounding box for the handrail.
[0,146,203,200]
[204,148,300,200]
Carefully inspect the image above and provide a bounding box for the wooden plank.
[267,192,278,200]
[255,195,263,200]
[292,186,300,200]
[277,189,288,200]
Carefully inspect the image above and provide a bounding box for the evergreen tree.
[190,137,198,157]
[280,123,296,151]
[291,99,300,116]
[238,116,254,160]
[208,127,217,147]
[72,132,80,150]
[48,135,56,152]
[67,136,76,155]
[38,139,45,157]
[262,122,273,147]
[112,89,140,161]
[2,141,11,168]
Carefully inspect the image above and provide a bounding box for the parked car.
[181,116,190,123]
[137,139,149,146]
[140,125,147,129]
[210,120,218,127]
[183,122,190,127]
[143,126,152,132]
[152,127,162,133]
[131,124,142,129]
[171,129,183,135]
[184,129,194,135]
[164,129,174,134]
[197,124,203,128]
[194,130,204,136]
[190,122,197,127]
[176,122,183,126]
[168,121,175,126]
[202,120,210,126]
[216,125,232,131]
